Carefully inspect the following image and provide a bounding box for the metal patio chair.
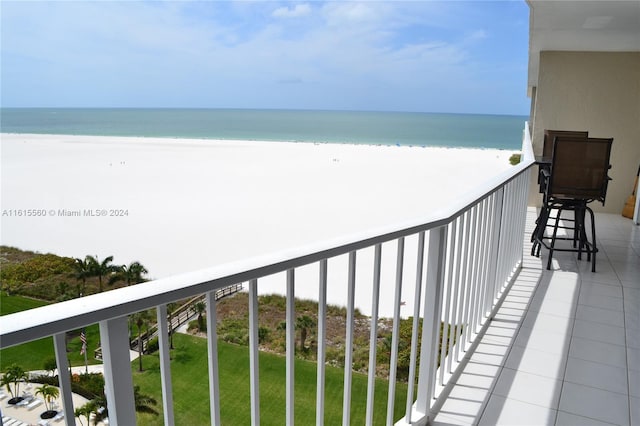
[531,130,589,251]
[534,136,613,272]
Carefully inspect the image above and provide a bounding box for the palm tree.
[2,364,28,404]
[74,400,96,426]
[119,261,149,286]
[86,255,118,292]
[194,301,206,332]
[72,257,92,296]
[35,383,60,417]
[132,310,151,371]
[296,315,315,352]
[167,302,177,349]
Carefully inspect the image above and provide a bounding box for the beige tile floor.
[434,208,639,426]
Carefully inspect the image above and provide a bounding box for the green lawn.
[0,293,101,370]
[2,294,410,424]
[134,333,409,425]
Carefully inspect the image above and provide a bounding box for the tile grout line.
[552,270,581,426]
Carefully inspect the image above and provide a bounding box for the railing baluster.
[53,333,74,425]
[498,184,511,289]
[415,226,447,421]
[100,316,136,425]
[466,203,481,345]
[488,189,504,313]
[473,197,489,339]
[286,269,295,426]
[447,216,464,373]
[249,279,260,426]
[157,304,175,426]
[458,210,473,355]
[439,221,456,385]
[387,237,405,425]
[366,244,382,426]
[206,291,221,426]
[453,212,470,362]
[478,195,493,325]
[405,232,425,423]
[316,260,328,426]
[342,251,357,426]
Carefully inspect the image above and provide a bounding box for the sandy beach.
[1,133,514,317]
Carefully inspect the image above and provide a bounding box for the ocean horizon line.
[0,108,527,150]
[0,106,528,118]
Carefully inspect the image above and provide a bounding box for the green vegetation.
[134,333,408,425]
[509,153,522,165]
[1,246,149,370]
[0,246,148,300]
[35,383,60,414]
[0,246,439,424]
[0,293,102,370]
[1,363,28,402]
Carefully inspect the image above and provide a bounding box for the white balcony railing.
[1,123,535,426]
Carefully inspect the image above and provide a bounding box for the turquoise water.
[0,108,526,149]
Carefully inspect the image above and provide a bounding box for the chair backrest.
[549,136,613,204]
[543,129,589,158]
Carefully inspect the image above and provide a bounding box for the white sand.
[0,133,514,317]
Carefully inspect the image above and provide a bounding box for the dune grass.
[134,333,409,425]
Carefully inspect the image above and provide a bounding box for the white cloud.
[0,1,529,113]
[272,4,312,19]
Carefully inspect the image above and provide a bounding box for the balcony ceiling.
[527,0,640,89]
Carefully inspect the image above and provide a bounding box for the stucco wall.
[529,51,640,214]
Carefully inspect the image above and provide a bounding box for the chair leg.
[532,206,549,257]
[547,206,563,270]
[576,207,584,261]
[573,208,579,249]
[586,206,597,272]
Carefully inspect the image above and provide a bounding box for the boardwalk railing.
[94,283,244,359]
[1,123,534,426]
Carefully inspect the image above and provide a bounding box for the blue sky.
[1,1,530,115]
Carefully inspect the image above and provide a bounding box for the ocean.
[0,108,527,150]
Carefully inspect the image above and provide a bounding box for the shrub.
[258,326,270,344]
[509,153,522,165]
[146,337,159,353]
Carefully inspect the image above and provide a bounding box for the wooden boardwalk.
[95,283,243,359]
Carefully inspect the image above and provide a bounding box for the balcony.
[433,208,639,425]
[1,124,638,425]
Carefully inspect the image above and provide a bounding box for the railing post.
[206,291,221,426]
[342,251,357,426]
[100,316,136,426]
[286,269,295,426]
[487,189,504,317]
[249,279,261,426]
[366,245,382,426]
[157,304,175,426]
[404,231,426,424]
[387,237,405,425]
[316,260,328,426]
[53,333,74,426]
[415,226,447,422]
